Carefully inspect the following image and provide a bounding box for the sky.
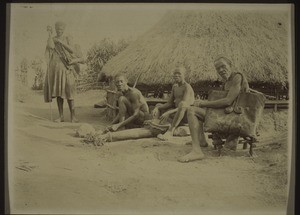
[9,4,170,65]
[9,3,292,66]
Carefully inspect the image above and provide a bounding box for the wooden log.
[104,128,154,142]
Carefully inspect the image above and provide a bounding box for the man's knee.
[187,106,205,120]
[187,106,196,116]
[118,96,128,104]
[178,101,189,109]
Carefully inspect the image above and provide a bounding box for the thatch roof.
[102,10,289,86]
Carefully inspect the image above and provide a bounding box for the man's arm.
[116,93,142,129]
[47,36,55,49]
[45,35,55,63]
[157,85,175,110]
[54,36,75,54]
[111,113,119,124]
[69,57,85,64]
[198,74,242,108]
[182,84,195,106]
[160,84,194,117]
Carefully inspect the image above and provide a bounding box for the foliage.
[15,58,29,86]
[31,57,45,90]
[85,38,131,82]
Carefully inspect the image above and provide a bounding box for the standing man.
[178,56,249,162]
[44,21,84,123]
[106,74,151,132]
[152,67,195,141]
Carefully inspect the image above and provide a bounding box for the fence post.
[274,87,278,112]
[106,82,120,121]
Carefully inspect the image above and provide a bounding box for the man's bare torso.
[123,87,149,113]
[224,72,248,92]
[173,82,195,107]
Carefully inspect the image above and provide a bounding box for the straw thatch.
[102,10,289,86]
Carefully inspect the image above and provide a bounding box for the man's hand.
[193,100,204,107]
[47,26,52,36]
[159,111,171,123]
[111,124,120,131]
[152,107,160,118]
[53,38,63,44]
[105,123,120,132]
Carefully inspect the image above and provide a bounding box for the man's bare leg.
[178,107,208,162]
[55,97,64,122]
[153,103,163,120]
[158,102,187,141]
[117,96,132,129]
[67,99,79,123]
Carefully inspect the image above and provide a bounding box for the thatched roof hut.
[102,10,289,88]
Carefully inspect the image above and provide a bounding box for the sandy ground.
[8,89,290,215]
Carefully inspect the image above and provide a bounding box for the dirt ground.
[8,89,290,215]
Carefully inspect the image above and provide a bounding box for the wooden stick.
[50,102,53,121]
[133,72,142,88]
[105,89,118,94]
[47,46,53,121]
[249,88,276,100]
[106,103,119,110]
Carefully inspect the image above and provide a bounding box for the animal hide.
[204,90,266,138]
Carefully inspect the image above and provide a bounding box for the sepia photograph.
[6,3,294,214]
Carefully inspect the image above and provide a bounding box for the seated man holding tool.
[105,74,151,132]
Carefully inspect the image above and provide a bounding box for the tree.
[19,58,29,86]
[31,57,45,90]
[86,38,131,83]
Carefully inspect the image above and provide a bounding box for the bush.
[85,38,131,82]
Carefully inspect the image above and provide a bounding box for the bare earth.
[8,90,289,215]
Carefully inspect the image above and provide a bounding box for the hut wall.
[134,81,289,100]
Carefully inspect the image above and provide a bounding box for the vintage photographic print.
[6,3,294,215]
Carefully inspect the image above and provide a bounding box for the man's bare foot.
[71,117,79,123]
[177,150,205,163]
[157,131,173,141]
[54,117,64,123]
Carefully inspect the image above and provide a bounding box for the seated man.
[106,74,151,132]
[152,67,195,141]
[178,56,249,162]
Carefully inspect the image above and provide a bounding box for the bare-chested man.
[152,67,195,141]
[106,74,151,132]
[178,56,249,162]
